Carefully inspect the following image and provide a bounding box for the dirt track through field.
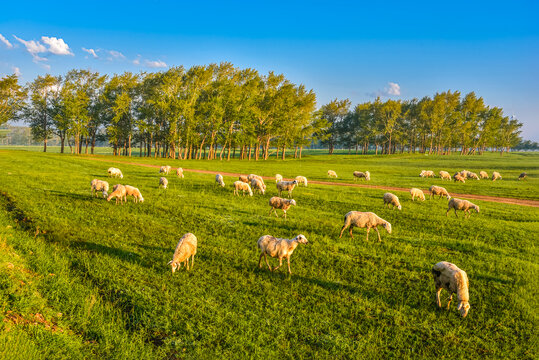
[90,157,539,208]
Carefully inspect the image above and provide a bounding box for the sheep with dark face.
[518,172,527,180]
[432,261,470,317]
[257,234,308,274]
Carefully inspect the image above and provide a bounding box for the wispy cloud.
[0,33,13,48]
[41,36,73,55]
[12,66,21,76]
[367,82,401,98]
[107,50,125,61]
[13,35,47,61]
[82,47,98,58]
[133,55,141,65]
[145,59,167,68]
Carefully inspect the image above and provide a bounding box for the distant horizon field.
[0,150,537,358]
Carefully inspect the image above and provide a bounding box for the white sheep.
[327,170,338,178]
[410,188,425,201]
[107,184,127,205]
[107,167,123,179]
[168,233,197,273]
[215,174,225,187]
[383,192,402,210]
[275,174,283,183]
[257,234,308,274]
[233,181,253,196]
[429,185,451,200]
[431,261,470,317]
[468,172,480,180]
[176,168,184,178]
[353,171,370,181]
[276,180,298,198]
[91,179,109,198]
[239,175,249,183]
[159,177,168,189]
[479,171,489,179]
[492,171,502,181]
[268,197,296,219]
[295,176,308,187]
[124,185,144,203]
[251,178,266,195]
[453,173,466,183]
[159,165,172,175]
[339,211,392,242]
[518,172,527,180]
[439,171,451,180]
[446,198,480,218]
[420,170,435,178]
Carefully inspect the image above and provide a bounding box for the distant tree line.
[0,65,526,158]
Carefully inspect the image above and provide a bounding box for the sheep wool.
[383,192,402,210]
[124,185,144,203]
[268,197,297,219]
[410,188,425,201]
[353,171,370,181]
[327,170,338,178]
[159,165,172,175]
[492,171,502,181]
[439,171,451,180]
[251,178,266,195]
[518,172,527,180]
[276,180,298,198]
[176,168,184,178]
[234,181,253,196]
[257,234,308,274]
[159,177,168,189]
[215,174,225,187]
[479,171,489,179]
[107,184,127,205]
[275,174,283,183]
[295,176,308,187]
[432,261,470,317]
[446,198,480,218]
[429,185,451,200]
[339,211,392,242]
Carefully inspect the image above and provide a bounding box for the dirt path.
[90,157,539,208]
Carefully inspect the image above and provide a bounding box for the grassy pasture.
[0,150,537,359]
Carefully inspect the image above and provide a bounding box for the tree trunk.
[299,146,303,159]
[43,138,47,152]
[282,145,286,160]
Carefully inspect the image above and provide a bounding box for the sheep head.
[457,301,470,317]
[101,190,108,199]
[139,196,144,203]
[168,260,179,274]
[397,204,402,211]
[473,205,480,213]
[294,234,308,244]
[290,199,297,206]
[383,221,392,234]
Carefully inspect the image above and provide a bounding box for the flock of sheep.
[88,164,527,318]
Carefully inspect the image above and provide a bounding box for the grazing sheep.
[468,172,480,180]
[453,173,466,183]
[215,174,225,187]
[479,171,489,179]
[159,165,172,175]
[410,188,425,201]
[107,167,123,179]
[275,174,283,183]
[239,175,249,183]
[420,170,435,178]
[91,179,109,198]
[439,171,451,180]
[251,178,266,195]
[518,172,527,180]
[383,192,402,210]
[492,172,502,181]
[459,170,470,179]
[124,185,144,203]
[339,211,392,242]
[429,185,451,200]
[295,176,308,187]
[431,261,470,317]
[268,197,296,219]
[234,181,253,196]
[159,177,168,189]
[353,171,370,181]
[446,198,480,218]
[107,184,127,205]
[176,168,184,178]
[327,170,338,178]
[257,234,308,274]
[168,233,198,273]
[276,180,298,198]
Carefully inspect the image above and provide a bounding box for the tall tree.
[320,98,351,154]
[0,75,26,127]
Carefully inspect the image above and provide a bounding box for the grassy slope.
[0,150,537,359]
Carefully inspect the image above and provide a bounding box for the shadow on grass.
[44,189,96,202]
[71,241,146,266]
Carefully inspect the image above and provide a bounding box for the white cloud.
[82,47,98,58]
[12,66,21,76]
[107,50,125,60]
[41,36,73,55]
[133,55,141,65]
[385,82,401,96]
[145,59,167,68]
[13,35,47,61]
[0,33,13,48]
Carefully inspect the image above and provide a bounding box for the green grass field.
[0,150,537,359]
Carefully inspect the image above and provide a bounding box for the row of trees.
[320,92,523,155]
[0,64,525,158]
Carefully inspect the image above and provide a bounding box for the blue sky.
[1,0,538,140]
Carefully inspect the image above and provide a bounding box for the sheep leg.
[258,253,264,268]
[445,209,450,217]
[446,294,453,310]
[268,208,273,216]
[263,253,272,271]
[287,256,292,274]
[365,227,370,241]
[436,288,442,308]
[283,211,287,219]
[274,210,279,218]
[339,224,349,238]
[375,227,381,242]
[273,258,283,272]
[191,255,195,269]
[454,209,458,217]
